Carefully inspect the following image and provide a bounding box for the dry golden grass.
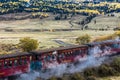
[98,76,120,80]
[87,16,120,30]
[0,16,116,49]
[0,19,72,29]
[0,30,115,49]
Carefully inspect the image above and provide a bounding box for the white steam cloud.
[17,71,39,80]
[17,45,109,80]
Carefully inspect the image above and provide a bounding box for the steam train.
[0,40,120,78]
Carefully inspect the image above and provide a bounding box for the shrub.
[57,77,64,80]
[48,76,58,80]
[76,34,91,44]
[114,31,120,37]
[19,37,39,52]
[97,64,117,77]
[62,75,71,80]
[83,68,97,77]
[70,73,84,80]
[86,76,97,80]
[110,57,120,73]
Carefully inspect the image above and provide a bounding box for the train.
[0,39,120,78]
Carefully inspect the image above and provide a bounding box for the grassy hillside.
[87,15,120,30]
[99,76,120,80]
[0,30,114,49]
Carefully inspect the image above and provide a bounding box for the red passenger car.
[0,52,30,78]
[87,40,120,57]
[32,45,88,69]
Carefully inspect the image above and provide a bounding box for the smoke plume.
[17,45,108,80]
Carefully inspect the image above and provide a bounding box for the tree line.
[1,1,120,16]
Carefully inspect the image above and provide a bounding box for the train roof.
[87,40,120,46]
[0,45,87,59]
[31,45,87,54]
[0,52,30,59]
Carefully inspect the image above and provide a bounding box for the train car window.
[52,55,55,59]
[79,50,81,53]
[77,50,80,55]
[62,54,65,58]
[30,56,32,61]
[45,56,48,61]
[45,55,48,61]
[72,51,75,56]
[70,51,73,55]
[58,54,61,58]
[9,61,12,67]
[58,54,64,59]
[65,53,67,57]
[4,61,8,68]
[68,52,70,54]
[14,60,18,66]
[67,52,70,57]
[59,53,64,58]
[52,54,57,60]
[66,52,69,57]
[49,55,52,60]
[58,54,62,58]
[74,50,79,56]
[75,51,77,56]
[49,55,52,61]
[41,56,44,61]
[43,56,46,61]
[69,52,72,56]
[47,55,51,61]
[19,59,23,65]
[24,59,27,64]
